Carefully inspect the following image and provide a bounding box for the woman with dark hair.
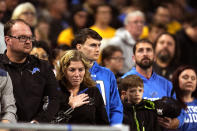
[53,50,109,125]
[171,65,197,130]
[57,5,88,47]
[30,41,53,68]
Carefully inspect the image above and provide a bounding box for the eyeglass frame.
[22,11,35,16]
[128,20,145,25]
[9,35,35,42]
[110,57,125,61]
[33,53,49,60]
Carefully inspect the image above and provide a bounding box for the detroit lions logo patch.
[29,67,40,75]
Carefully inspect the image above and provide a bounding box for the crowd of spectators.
[0,0,197,130]
[0,0,197,74]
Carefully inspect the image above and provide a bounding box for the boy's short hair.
[121,75,143,91]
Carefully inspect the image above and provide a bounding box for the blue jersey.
[178,99,197,131]
[122,67,173,101]
[89,62,123,125]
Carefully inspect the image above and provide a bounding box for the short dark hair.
[149,22,167,32]
[133,39,154,54]
[72,28,102,48]
[190,18,197,28]
[121,75,144,91]
[101,45,123,66]
[4,19,30,36]
[181,12,197,27]
[32,40,51,57]
[94,3,111,15]
[32,40,54,67]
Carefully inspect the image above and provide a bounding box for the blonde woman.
[11,2,37,28]
[54,50,109,125]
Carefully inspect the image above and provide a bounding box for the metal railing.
[0,123,129,131]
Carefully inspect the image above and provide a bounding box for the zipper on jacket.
[132,106,140,131]
[142,121,145,131]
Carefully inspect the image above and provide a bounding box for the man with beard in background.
[153,32,179,80]
[122,39,181,130]
[122,39,173,101]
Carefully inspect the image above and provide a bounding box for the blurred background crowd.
[0,0,197,80]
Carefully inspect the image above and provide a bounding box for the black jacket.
[123,99,161,131]
[54,81,109,125]
[153,63,178,80]
[0,53,60,122]
[175,29,197,68]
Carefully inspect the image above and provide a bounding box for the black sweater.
[55,81,109,125]
[175,29,197,68]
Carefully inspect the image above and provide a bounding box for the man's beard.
[136,57,154,70]
[157,49,172,63]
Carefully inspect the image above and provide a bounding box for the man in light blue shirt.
[122,39,182,129]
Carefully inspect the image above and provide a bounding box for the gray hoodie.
[0,23,6,54]
[108,28,136,73]
[0,68,17,123]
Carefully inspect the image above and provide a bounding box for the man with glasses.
[101,45,124,79]
[0,19,60,123]
[108,10,145,74]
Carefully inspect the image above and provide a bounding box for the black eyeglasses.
[110,57,125,61]
[9,35,35,42]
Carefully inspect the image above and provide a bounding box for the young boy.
[121,75,161,131]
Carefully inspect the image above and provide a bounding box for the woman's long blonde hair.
[56,50,96,88]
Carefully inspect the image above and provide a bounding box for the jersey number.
[96,80,106,105]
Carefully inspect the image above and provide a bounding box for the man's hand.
[158,117,179,129]
[68,93,89,109]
